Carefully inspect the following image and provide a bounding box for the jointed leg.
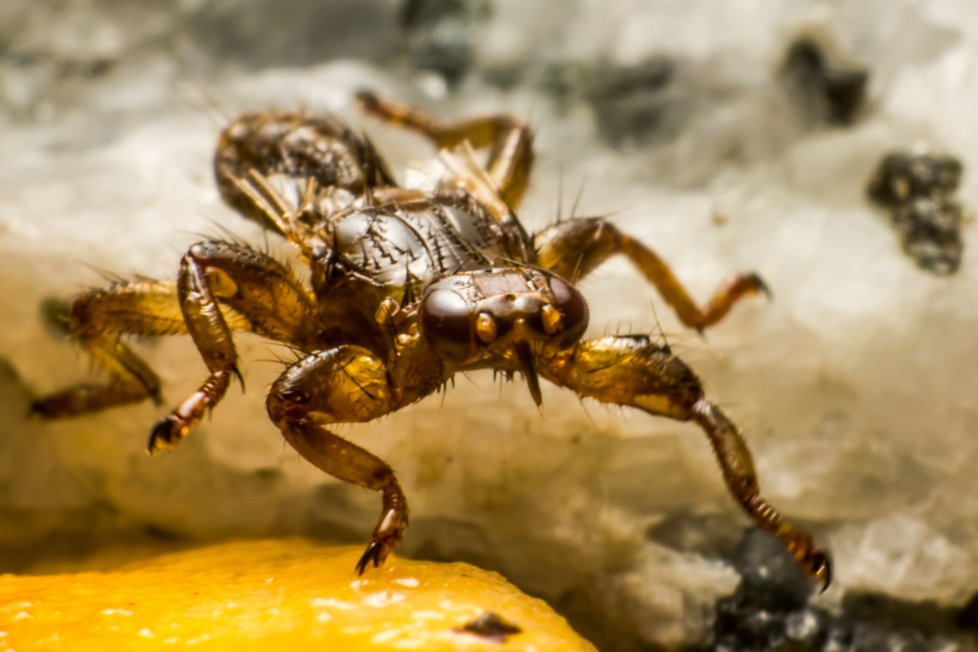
[538,335,830,589]
[214,111,395,247]
[148,240,316,453]
[355,91,535,210]
[690,400,829,586]
[534,217,768,331]
[32,281,186,417]
[222,169,326,261]
[266,346,407,574]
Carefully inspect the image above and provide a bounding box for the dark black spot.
[866,150,967,275]
[456,612,522,643]
[956,591,978,631]
[782,37,869,126]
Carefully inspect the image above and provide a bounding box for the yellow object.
[0,539,595,651]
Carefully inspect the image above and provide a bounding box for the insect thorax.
[323,189,529,306]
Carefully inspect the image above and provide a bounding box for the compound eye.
[547,275,589,338]
[420,288,473,360]
[475,312,498,344]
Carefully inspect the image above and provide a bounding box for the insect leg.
[214,112,395,247]
[149,240,316,453]
[32,281,192,417]
[266,346,407,574]
[355,91,534,209]
[534,217,768,331]
[538,335,831,590]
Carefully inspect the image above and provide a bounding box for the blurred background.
[2,0,978,649]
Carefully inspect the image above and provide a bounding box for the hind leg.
[355,91,535,210]
[32,281,190,418]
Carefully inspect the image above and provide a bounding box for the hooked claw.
[748,272,773,301]
[231,364,246,393]
[785,531,832,592]
[147,414,187,454]
[355,541,386,576]
[354,504,407,575]
[806,548,832,593]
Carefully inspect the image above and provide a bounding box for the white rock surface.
[2,0,977,648]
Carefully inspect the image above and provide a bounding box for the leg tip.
[750,272,773,300]
[353,90,380,113]
[147,415,187,455]
[27,400,47,420]
[808,549,833,593]
[355,541,386,576]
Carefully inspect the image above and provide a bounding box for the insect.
[33,92,830,588]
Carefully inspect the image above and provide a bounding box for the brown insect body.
[34,93,829,587]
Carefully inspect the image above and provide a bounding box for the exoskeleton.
[35,92,829,587]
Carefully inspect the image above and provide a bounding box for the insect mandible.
[33,92,830,588]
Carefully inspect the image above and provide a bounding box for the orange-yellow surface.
[0,539,594,651]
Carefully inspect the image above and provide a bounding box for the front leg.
[266,346,409,574]
[539,335,831,590]
[149,240,315,453]
[534,217,768,331]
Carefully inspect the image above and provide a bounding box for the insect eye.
[547,275,589,339]
[420,288,473,360]
[475,312,498,344]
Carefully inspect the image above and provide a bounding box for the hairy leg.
[355,91,535,210]
[266,346,407,574]
[32,281,192,417]
[534,217,768,331]
[148,240,316,453]
[538,335,830,590]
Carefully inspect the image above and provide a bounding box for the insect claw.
[752,273,773,300]
[36,97,815,599]
[355,541,382,576]
[147,415,186,454]
[25,401,43,419]
[353,89,380,112]
[231,365,245,393]
[809,549,832,593]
